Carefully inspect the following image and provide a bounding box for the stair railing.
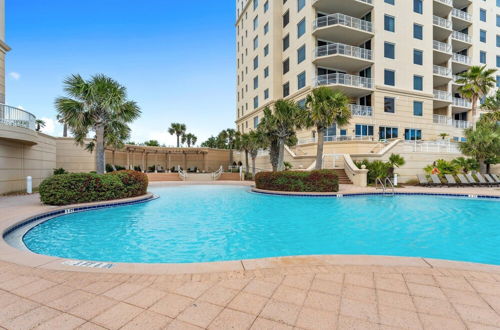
[212,166,224,181]
[178,166,187,181]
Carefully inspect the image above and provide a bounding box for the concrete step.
[219,173,241,181]
[146,173,181,181]
[185,173,214,181]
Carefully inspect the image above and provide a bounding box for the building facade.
[235,0,499,145]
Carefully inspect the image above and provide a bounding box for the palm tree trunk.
[245,150,249,174]
[252,156,256,179]
[315,128,325,170]
[270,140,279,172]
[176,134,180,148]
[479,158,487,174]
[229,149,234,165]
[277,137,285,171]
[95,124,106,174]
[63,123,68,137]
[471,96,478,129]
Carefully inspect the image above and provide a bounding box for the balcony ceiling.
[313,55,372,73]
[433,74,452,88]
[433,25,452,41]
[313,26,373,46]
[313,0,373,18]
[433,99,452,109]
[453,0,471,9]
[433,2,452,17]
[320,84,373,98]
[451,16,471,31]
[433,50,452,64]
[452,61,470,74]
[451,38,471,53]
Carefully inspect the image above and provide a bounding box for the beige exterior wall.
[55,138,96,173]
[0,0,8,103]
[235,0,499,146]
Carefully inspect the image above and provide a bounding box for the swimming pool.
[21,185,500,265]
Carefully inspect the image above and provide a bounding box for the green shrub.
[53,168,68,175]
[255,170,339,192]
[423,159,459,175]
[105,164,126,172]
[354,159,392,184]
[39,171,148,206]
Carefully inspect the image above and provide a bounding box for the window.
[413,0,422,14]
[497,55,500,67]
[480,8,486,22]
[497,76,500,88]
[413,75,423,91]
[264,88,269,99]
[379,127,398,140]
[497,14,500,27]
[283,11,289,27]
[297,71,306,90]
[297,18,306,38]
[413,49,423,65]
[253,116,259,128]
[404,129,422,140]
[253,56,259,69]
[384,42,395,59]
[497,35,500,47]
[283,34,290,50]
[297,99,306,109]
[297,0,305,11]
[480,51,487,64]
[264,44,269,56]
[384,70,395,86]
[384,15,395,32]
[385,0,394,4]
[253,16,258,30]
[384,97,395,113]
[253,0,259,10]
[283,58,290,74]
[413,101,423,116]
[264,22,269,34]
[264,1,269,12]
[480,29,486,43]
[253,36,258,50]
[264,66,269,77]
[355,124,374,137]
[283,82,290,97]
[253,76,258,89]
[413,24,423,40]
[253,96,259,109]
[297,45,306,63]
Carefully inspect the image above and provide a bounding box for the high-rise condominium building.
[235,0,499,145]
[0,0,9,103]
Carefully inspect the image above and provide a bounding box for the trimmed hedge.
[39,170,148,206]
[255,170,339,192]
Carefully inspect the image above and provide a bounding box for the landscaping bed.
[255,170,339,192]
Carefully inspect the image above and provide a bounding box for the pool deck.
[0,182,498,329]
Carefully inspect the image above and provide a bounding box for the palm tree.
[480,89,500,122]
[56,114,68,137]
[55,74,141,174]
[224,129,238,164]
[201,136,218,148]
[247,130,266,178]
[238,133,251,174]
[305,87,351,169]
[456,66,497,128]
[451,157,479,174]
[168,123,186,147]
[258,100,306,171]
[387,153,405,177]
[439,133,449,140]
[35,119,46,132]
[459,119,500,173]
[182,133,197,147]
[144,140,160,146]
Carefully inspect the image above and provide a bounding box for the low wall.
[56,138,96,173]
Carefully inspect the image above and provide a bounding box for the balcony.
[433,65,452,86]
[433,114,471,129]
[312,0,373,18]
[452,8,472,30]
[433,16,452,40]
[451,31,472,51]
[452,97,472,109]
[350,104,372,117]
[433,89,452,102]
[313,43,373,72]
[314,73,373,97]
[0,104,38,145]
[452,74,464,85]
[433,0,452,17]
[313,13,373,45]
[452,53,471,73]
[433,40,452,63]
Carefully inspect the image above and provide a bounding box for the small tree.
[238,133,251,174]
[35,119,46,132]
[451,157,479,174]
[459,119,500,173]
[480,89,500,123]
[168,123,186,147]
[439,133,449,140]
[144,140,160,147]
[247,130,267,179]
[181,133,197,147]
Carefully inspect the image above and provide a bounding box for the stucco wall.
[55,138,96,173]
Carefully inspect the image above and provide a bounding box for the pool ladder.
[376,177,395,196]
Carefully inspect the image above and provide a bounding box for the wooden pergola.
[106,145,210,172]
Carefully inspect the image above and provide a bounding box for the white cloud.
[39,117,56,135]
[9,72,21,80]
[16,105,25,110]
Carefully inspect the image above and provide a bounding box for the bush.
[424,159,459,175]
[39,171,148,206]
[106,164,126,172]
[53,168,68,175]
[255,170,339,192]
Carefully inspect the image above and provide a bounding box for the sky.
[5,0,236,146]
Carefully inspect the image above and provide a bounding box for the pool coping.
[0,186,499,275]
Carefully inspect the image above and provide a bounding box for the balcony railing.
[314,43,373,61]
[452,53,471,65]
[313,0,373,4]
[434,0,452,6]
[433,115,471,129]
[433,65,451,77]
[314,73,374,89]
[0,104,36,131]
[298,135,374,145]
[313,13,373,33]
[433,90,452,101]
[452,8,472,22]
[350,104,373,117]
[433,15,452,29]
[433,40,451,53]
[452,75,464,84]
[453,97,472,108]
[452,31,472,43]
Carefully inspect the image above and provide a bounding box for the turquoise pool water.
[23,185,500,264]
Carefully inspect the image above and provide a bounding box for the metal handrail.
[452,8,472,22]
[384,177,395,196]
[433,15,452,29]
[350,104,373,117]
[178,167,187,181]
[313,0,373,4]
[314,43,372,60]
[433,89,452,101]
[433,65,451,77]
[314,73,373,89]
[452,97,472,108]
[434,0,452,6]
[452,75,464,84]
[433,40,451,53]
[452,53,471,65]
[0,104,37,131]
[298,135,374,145]
[452,31,472,43]
[313,13,373,33]
[212,166,224,181]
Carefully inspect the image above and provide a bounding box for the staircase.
[332,169,352,184]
